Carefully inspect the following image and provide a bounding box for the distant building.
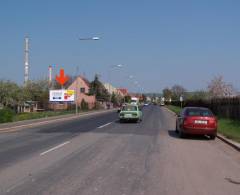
[146,96,151,102]
[104,83,124,97]
[104,83,118,95]
[68,76,96,109]
[18,101,40,113]
[116,89,124,97]
[117,88,128,96]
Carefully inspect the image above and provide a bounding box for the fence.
[171,98,240,120]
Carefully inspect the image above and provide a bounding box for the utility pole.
[48,65,52,88]
[24,36,30,84]
[75,66,79,115]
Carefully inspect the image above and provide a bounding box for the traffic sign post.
[180,95,183,108]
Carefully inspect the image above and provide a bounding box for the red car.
[176,107,217,139]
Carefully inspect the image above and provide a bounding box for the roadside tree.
[162,88,173,100]
[171,85,186,100]
[186,90,210,100]
[89,74,110,101]
[0,80,20,108]
[208,76,235,98]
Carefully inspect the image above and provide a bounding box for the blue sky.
[0,0,239,92]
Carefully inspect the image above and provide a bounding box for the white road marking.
[97,122,112,129]
[40,141,70,156]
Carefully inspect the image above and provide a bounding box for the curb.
[165,107,240,152]
[217,134,240,152]
[0,109,117,133]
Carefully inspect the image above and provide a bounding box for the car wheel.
[175,123,179,133]
[119,119,124,123]
[179,130,186,138]
[209,135,216,140]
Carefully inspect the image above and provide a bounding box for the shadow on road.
[168,130,212,141]
[115,120,139,124]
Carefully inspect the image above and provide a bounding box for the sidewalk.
[0,109,116,133]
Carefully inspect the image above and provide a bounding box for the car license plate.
[125,114,132,118]
[194,120,207,124]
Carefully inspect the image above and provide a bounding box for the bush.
[81,99,89,111]
[0,108,15,123]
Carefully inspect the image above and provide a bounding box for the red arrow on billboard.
[56,68,69,86]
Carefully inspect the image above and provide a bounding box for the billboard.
[49,90,75,102]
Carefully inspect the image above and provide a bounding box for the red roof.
[117,88,128,96]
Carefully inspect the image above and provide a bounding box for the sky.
[0,0,240,93]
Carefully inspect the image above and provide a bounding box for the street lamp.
[109,64,123,68]
[79,36,100,40]
[108,64,124,87]
[75,36,100,114]
[108,64,124,105]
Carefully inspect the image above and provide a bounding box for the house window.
[80,88,85,93]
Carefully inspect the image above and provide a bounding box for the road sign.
[49,90,75,102]
[56,68,69,86]
[180,96,183,102]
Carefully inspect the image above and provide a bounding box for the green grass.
[218,118,240,143]
[166,105,182,115]
[13,110,76,122]
[167,105,240,143]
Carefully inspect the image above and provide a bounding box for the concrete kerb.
[164,106,240,152]
[217,134,240,152]
[0,109,117,133]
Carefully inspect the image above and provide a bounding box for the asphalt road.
[0,105,239,195]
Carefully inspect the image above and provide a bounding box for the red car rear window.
[186,109,214,117]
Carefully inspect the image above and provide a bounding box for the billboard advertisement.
[49,90,75,102]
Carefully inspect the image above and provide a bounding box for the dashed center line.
[40,141,70,156]
[97,122,112,129]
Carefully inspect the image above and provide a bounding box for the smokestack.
[24,36,29,84]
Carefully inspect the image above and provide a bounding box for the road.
[0,105,239,195]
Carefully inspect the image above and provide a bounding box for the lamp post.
[108,64,124,95]
[75,66,79,115]
[107,64,124,107]
[79,37,100,41]
[75,36,100,114]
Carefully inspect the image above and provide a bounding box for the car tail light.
[208,117,217,128]
[183,117,193,128]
